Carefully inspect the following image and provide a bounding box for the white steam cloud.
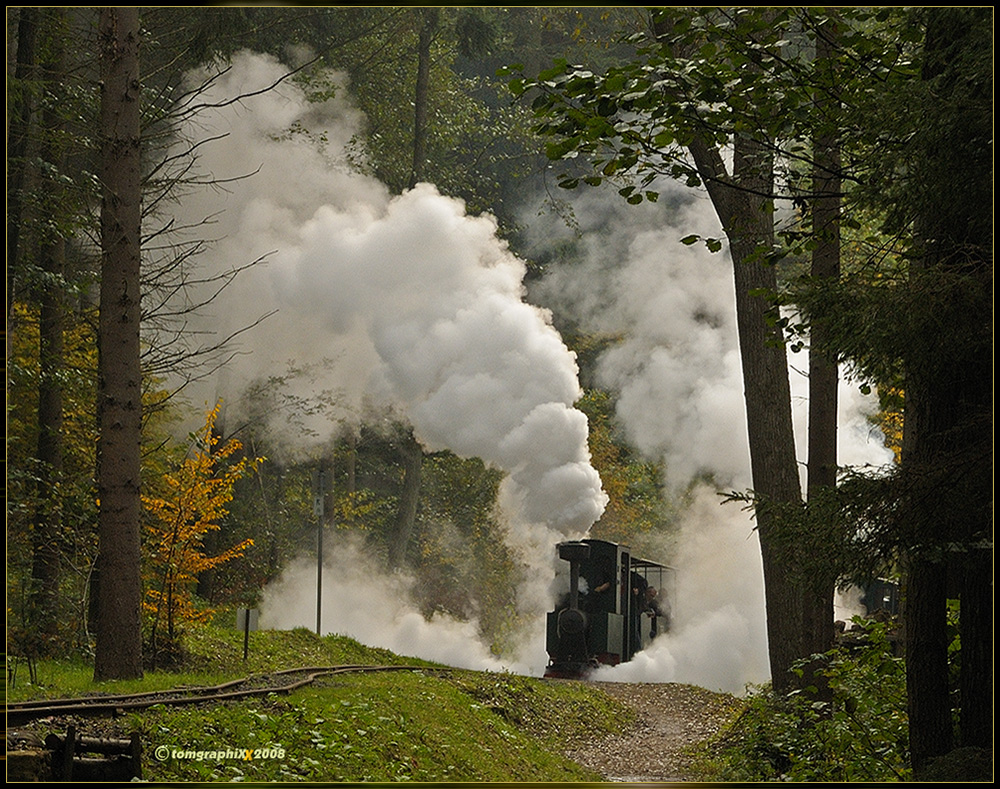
[528,187,750,490]
[170,51,606,539]
[590,485,769,693]
[258,536,544,674]
[272,186,606,535]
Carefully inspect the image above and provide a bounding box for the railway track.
[5,664,449,727]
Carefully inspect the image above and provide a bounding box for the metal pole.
[243,610,250,661]
[313,466,326,636]
[316,519,322,635]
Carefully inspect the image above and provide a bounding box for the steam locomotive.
[545,538,675,678]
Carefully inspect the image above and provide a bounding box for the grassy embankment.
[7,619,633,782]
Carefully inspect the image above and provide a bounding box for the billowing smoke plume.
[528,187,750,491]
[170,51,606,539]
[270,184,606,537]
[591,486,769,692]
[526,180,894,693]
[164,52,603,668]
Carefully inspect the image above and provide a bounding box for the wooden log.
[76,734,138,754]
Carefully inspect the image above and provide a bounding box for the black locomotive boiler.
[545,538,674,678]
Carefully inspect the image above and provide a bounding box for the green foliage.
[506,6,928,261]
[175,621,421,677]
[414,453,522,647]
[4,623,407,701]
[706,619,910,782]
[211,457,317,606]
[6,300,182,658]
[299,8,534,224]
[6,304,100,637]
[722,480,906,597]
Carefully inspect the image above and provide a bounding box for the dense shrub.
[709,619,910,782]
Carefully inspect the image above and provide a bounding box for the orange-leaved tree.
[142,402,264,666]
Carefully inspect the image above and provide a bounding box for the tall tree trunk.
[94,6,144,681]
[345,429,357,495]
[687,132,806,693]
[729,137,807,695]
[958,547,992,748]
[657,11,811,693]
[408,7,438,188]
[903,7,992,768]
[395,6,437,552]
[29,9,70,650]
[803,17,841,668]
[902,551,952,766]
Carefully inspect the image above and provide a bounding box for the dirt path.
[563,682,742,782]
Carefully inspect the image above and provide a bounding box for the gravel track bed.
[563,682,741,782]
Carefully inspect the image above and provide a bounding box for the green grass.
[132,671,620,782]
[6,622,417,703]
[6,653,237,703]
[8,620,633,782]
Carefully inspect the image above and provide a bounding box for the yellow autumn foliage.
[873,387,904,465]
[142,402,265,631]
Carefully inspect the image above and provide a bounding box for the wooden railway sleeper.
[44,725,143,781]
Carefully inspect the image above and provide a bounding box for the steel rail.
[5,664,449,727]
